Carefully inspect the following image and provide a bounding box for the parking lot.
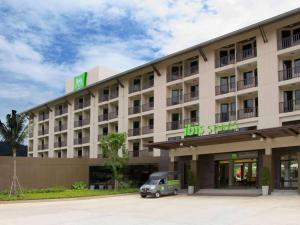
[0,194,300,225]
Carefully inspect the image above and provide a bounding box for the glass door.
[233,159,257,187]
[280,154,298,189]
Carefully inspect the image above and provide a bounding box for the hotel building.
[24,8,300,193]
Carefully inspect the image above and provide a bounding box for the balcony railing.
[237,47,257,62]
[98,134,108,141]
[237,77,257,91]
[74,100,90,110]
[38,113,49,121]
[166,121,182,131]
[109,90,119,100]
[167,95,183,106]
[183,117,199,125]
[142,125,154,134]
[129,149,153,158]
[128,106,141,115]
[108,111,118,120]
[29,132,33,138]
[278,33,300,50]
[278,67,300,81]
[38,129,49,136]
[184,65,199,77]
[54,141,67,148]
[184,91,198,102]
[54,124,67,132]
[128,128,140,137]
[55,107,68,116]
[237,107,258,120]
[215,54,235,68]
[167,73,182,82]
[99,94,109,103]
[98,114,108,122]
[279,100,300,113]
[215,111,236,123]
[142,79,154,90]
[142,102,154,112]
[28,146,33,152]
[74,119,90,128]
[38,144,48,150]
[73,137,89,145]
[215,83,236,95]
[129,84,141,94]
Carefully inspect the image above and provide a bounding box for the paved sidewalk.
[0,194,299,225]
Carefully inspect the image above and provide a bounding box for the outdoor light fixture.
[260,137,265,142]
[252,133,257,138]
[180,142,184,146]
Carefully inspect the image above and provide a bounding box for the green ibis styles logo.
[74,72,88,91]
[184,121,239,137]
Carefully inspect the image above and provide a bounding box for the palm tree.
[0,110,27,196]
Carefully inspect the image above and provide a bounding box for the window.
[133,142,140,157]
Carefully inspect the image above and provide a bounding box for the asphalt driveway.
[0,194,299,225]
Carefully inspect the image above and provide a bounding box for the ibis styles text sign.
[184,121,239,137]
[74,72,88,91]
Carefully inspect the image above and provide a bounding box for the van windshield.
[145,179,159,185]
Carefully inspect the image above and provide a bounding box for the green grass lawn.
[0,188,138,201]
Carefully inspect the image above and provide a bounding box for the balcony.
[237,77,257,91]
[142,102,154,112]
[215,55,235,68]
[29,131,33,138]
[55,107,68,117]
[237,107,258,120]
[184,117,199,125]
[167,73,182,82]
[184,65,199,77]
[215,83,236,95]
[74,100,90,110]
[279,100,300,113]
[237,47,257,62]
[73,137,89,145]
[129,84,141,94]
[98,114,108,122]
[108,111,118,120]
[278,33,300,50]
[215,111,236,123]
[98,134,108,141]
[167,95,183,106]
[99,94,109,103]
[74,119,90,128]
[54,124,67,132]
[184,92,199,102]
[38,113,49,121]
[109,90,119,100]
[38,129,49,136]
[128,128,140,137]
[142,125,154,135]
[129,149,153,158]
[54,141,67,148]
[128,106,141,115]
[278,67,300,81]
[38,144,48,150]
[142,79,154,90]
[166,121,182,131]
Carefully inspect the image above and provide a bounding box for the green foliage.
[187,170,195,186]
[100,133,129,190]
[0,110,28,153]
[72,181,87,190]
[261,167,270,186]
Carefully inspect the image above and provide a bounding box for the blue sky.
[0,0,299,120]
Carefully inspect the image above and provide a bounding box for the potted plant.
[261,167,270,196]
[187,170,195,195]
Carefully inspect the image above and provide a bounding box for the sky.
[0,0,299,121]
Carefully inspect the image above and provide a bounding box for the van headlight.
[150,185,156,190]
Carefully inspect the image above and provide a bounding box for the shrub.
[72,181,87,190]
[22,187,65,194]
[261,167,270,186]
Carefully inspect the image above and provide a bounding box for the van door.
[159,179,168,195]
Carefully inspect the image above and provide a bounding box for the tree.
[100,132,128,191]
[0,110,27,196]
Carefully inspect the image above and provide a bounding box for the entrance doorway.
[280,154,298,189]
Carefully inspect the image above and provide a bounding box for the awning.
[147,124,300,150]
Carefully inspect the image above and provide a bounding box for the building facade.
[24,9,300,193]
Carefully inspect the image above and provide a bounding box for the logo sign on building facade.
[184,121,239,137]
[74,72,88,91]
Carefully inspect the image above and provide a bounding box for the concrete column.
[228,160,233,187]
[262,148,273,193]
[298,152,300,195]
[191,155,199,191]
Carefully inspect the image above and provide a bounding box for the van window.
[159,179,166,185]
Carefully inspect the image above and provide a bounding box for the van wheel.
[155,192,160,198]
[140,194,146,198]
[173,189,178,195]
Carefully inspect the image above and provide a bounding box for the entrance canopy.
[147,124,300,150]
